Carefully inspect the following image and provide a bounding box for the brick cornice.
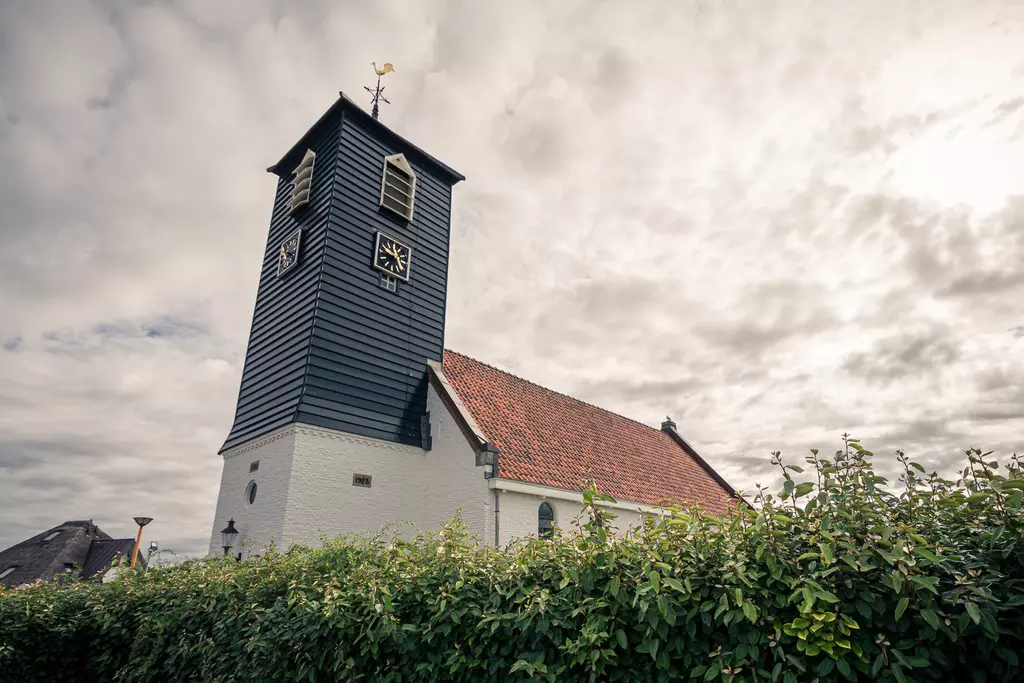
[222,422,428,459]
[221,425,297,459]
[293,423,424,454]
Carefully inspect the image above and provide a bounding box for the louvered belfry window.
[289,149,316,215]
[380,154,416,220]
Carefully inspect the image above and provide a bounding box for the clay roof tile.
[441,350,734,513]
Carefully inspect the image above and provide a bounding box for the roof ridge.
[443,348,675,440]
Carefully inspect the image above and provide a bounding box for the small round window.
[247,481,257,505]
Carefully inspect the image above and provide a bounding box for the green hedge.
[2,437,1023,682]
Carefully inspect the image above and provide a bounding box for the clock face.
[277,228,302,277]
[373,231,412,282]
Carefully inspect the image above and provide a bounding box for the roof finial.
[365,62,394,120]
[661,416,677,432]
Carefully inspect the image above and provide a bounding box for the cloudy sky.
[1,0,1022,557]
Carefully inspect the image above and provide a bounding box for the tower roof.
[267,92,465,184]
[435,350,736,513]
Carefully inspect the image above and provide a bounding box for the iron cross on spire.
[365,62,394,120]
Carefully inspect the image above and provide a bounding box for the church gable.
[437,350,735,514]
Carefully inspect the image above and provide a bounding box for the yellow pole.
[129,525,144,570]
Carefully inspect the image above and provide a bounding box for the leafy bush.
[2,436,1023,682]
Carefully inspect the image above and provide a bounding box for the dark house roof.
[0,521,142,587]
[80,538,138,580]
[435,350,736,514]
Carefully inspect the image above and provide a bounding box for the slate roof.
[0,521,141,587]
[80,538,137,580]
[439,350,735,514]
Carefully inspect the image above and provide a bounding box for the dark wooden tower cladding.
[221,93,464,452]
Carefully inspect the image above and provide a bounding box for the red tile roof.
[441,350,734,514]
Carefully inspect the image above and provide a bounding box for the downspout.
[492,447,500,546]
[493,489,500,547]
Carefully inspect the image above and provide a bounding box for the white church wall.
[207,427,296,556]
[421,381,494,543]
[495,486,654,546]
[281,425,424,549]
[210,385,677,554]
[209,382,495,554]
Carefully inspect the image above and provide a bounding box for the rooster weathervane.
[365,62,394,120]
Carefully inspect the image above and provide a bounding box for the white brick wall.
[280,425,425,549]
[422,382,494,541]
[208,384,665,555]
[207,427,296,556]
[497,490,648,545]
[208,383,494,555]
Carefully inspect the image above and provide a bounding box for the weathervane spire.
[365,62,394,120]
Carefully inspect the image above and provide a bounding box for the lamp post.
[129,516,153,570]
[220,519,239,557]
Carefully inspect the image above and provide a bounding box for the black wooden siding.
[294,112,452,445]
[221,119,339,450]
[222,102,457,451]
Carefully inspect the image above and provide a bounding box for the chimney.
[661,416,677,433]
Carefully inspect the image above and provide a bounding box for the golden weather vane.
[365,62,395,120]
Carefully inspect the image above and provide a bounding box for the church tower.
[208,92,464,556]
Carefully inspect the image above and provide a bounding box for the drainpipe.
[494,489,500,547]
[489,446,500,547]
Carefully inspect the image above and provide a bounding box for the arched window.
[538,502,555,539]
[247,481,258,505]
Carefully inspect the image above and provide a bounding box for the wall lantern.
[220,519,239,557]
